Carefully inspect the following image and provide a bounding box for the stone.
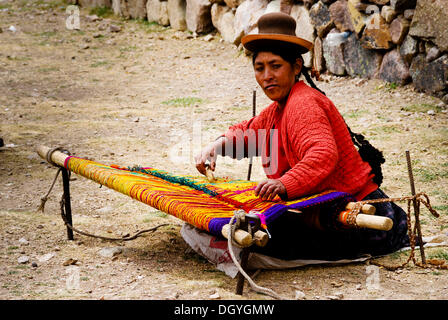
[211,4,236,44]
[390,16,409,45]
[186,0,213,34]
[223,0,244,9]
[442,94,448,105]
[353,1,369,13]
[378,49,411,85]
[18,238,29,246]
[203,34,214,41]
[264,0,281,14]
[85,14,101,22]
[209,291,221,299]
[329,0,354,32]
[360,13,392,49]
[62,258,78,266]
[314,37,325,72]
[38,253,55,263]
[390,0,417,12]
[381,5,396,23]
[109,24,121,32]
[233,0,269,45]
[147,0,170,26]
[426,46,442,63]
[112,0,122,15]
[403,9,414,20]
[323,29,346,76]
[99,246,124,258]
[295,290,306,300]
[18,256,30,264]
[410,54,448,93]
[347,0,366,35]
[399,34,418,65]
[409,0,448,52]
[167,0,187,31]
[291,4,315,67]
[370,0,390,5]
[118,0,147,19]
[343,32,383,78]
[309,1,334,38]
[96,206,114,214]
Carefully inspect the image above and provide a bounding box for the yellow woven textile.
[64,156,354,236]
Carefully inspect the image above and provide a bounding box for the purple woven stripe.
[208,218,234,237]
[263,191,355,225]
[208,191,355,237]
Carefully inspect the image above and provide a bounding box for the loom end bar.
[37,145,69,167]
[253,230,269,247]
[346,202,376,215]
[356,214,393,231]
[221,224,253,247]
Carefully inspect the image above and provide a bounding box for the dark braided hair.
[252,45,385,187]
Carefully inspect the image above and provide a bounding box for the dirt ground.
[1,0,448,302]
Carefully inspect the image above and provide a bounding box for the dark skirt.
[251,189,410,261]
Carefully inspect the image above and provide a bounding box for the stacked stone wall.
[72,0,448,102]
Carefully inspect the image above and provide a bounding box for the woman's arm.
[195,106,273,175]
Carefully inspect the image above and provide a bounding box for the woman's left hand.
[254,179,286,201]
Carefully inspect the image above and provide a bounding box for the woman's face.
[254,51,302,105]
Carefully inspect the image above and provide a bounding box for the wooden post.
[406,150,426,264]
[61,167,74,240]
[235,247,250,295]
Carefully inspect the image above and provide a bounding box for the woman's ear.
[294,58,303,77]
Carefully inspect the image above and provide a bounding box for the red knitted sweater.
[224,81,378,201]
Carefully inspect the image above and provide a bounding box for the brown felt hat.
[241,12,313,54]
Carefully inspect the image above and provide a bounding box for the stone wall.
[72,0,448,102]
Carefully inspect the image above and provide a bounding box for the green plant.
[428,249,448,261]
[400,103,442,113]
[161,97,203,107]
[385,82,398,90]
[90,60,108,68]
[89,6,113,18]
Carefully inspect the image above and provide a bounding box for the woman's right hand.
[195,137,225,176]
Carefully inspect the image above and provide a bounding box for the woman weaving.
[195,12,409,260]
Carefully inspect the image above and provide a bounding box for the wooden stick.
[221,224,253,247]
[355,213,393,231]
[37,145,69,167]
[253,230,269,247]
[346,202,376,215]
[338,209,393,231]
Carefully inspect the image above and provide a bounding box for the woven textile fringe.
[64,156,355,236]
